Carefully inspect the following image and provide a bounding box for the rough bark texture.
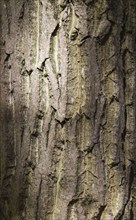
[0,0,136,219]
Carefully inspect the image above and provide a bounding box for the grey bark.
[0,0,136,219]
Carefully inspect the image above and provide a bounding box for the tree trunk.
[0,0,136,219]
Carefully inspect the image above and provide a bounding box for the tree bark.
[0,0,136,219]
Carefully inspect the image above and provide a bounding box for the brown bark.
[0,0,136,219]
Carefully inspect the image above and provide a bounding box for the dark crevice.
[130,207,134,220]
[116,166,134,220]
[46,109,55,149]
[19,2,25,19]
[96,24,112,45]
[78,35,91,46]
[55,117,70,127]
[51,23,60,38]
[4,53,10,62]
[95,205,106,220]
